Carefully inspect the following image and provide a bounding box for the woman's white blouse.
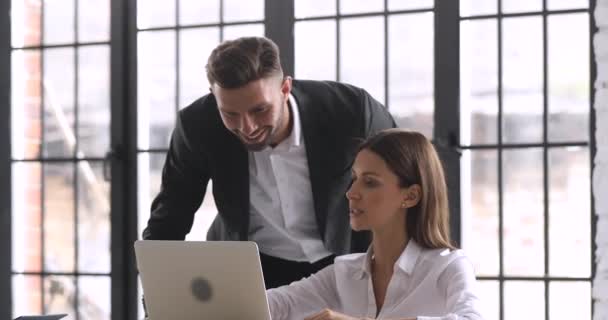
[267,240,484,320]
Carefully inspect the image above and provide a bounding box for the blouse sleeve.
[266,264,341,320]
[417,256,485,320]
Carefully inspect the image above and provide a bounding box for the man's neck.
[270,100,293,148]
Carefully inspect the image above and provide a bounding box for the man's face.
[212,77,292,151]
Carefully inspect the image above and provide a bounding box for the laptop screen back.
[134,240,270,320]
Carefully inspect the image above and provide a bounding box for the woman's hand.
[304,308,367,320]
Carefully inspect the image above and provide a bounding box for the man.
[142,36,396,289]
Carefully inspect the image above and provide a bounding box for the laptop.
[14,315,67,320]
[134,240,271,320]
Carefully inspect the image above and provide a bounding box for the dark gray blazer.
[142,80,396,255]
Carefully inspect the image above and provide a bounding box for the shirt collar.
[287,93,302,148]
[352,239,423,279]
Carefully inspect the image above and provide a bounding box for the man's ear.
[401,184,422,209]
[281,76,292,96]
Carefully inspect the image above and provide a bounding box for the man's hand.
[304,308,367,320]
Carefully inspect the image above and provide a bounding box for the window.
[135,0,265,318]
[294,0,435,138]
[9,0,112,319]
[460,1,593,319]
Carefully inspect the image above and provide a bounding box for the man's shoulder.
[179,93,219,117]
[177,94,223,130]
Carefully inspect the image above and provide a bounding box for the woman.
[267,129,483,320]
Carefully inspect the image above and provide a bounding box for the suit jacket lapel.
[291,83,329,240]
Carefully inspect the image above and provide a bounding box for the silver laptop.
[134,240,271,320]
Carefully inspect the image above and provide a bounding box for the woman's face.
[346,149,409,232]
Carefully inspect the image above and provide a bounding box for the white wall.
[593,1,608,319]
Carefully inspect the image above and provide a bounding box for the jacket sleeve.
[360,88,397,137]
[142,111,211,240]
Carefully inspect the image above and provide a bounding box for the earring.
[401,202,407,208]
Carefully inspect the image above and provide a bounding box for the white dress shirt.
[248,95,332,263]
[267,240,484,320]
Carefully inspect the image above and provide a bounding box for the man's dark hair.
[206,36,283,89]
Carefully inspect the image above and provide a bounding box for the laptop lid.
[14,315,67,320]
[134,240,271,320]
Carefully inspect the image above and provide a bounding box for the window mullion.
[1,0,12,316]
[265,0,295,77]
[434,0,462,246]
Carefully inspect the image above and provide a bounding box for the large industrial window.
[459,0,594,319]
[9,0,112,319]
[135,0,265,318]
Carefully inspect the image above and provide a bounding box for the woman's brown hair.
[358,128,455,250]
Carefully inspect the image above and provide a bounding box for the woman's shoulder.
[417,247,471,274]
[334,252,367,266]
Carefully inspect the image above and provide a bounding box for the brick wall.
[593,0,608,319]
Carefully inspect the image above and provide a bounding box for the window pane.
[44,163,75,273]
[179,27,219,109]
[477,280,499,320]
[388,0,434,11]
[43,0,75,45]
[503,148,544,276]
[11,0,42,47]
[295,20,337,81]
[78,163,110,273]
[138,152,165,238]
[43,276,76,317]
[138,152,218,241]
[502,17,543,144]
[223,23,265,41]
[12,49,42,159]
[549,282,591,320]
[389,13,434,138]
[12,275,42,318]
[340,17,384,105]
[548,0,589,10]
[501,0,542,13]
[12,163,42,272]
[548,14,590,142]
[339,0,383,14]
[43,48,76,158]
[179,0,220,25]
[223,0,264,22]
[461,150,499,276]
[549,147,591,277]
[460,0,497,17]
[78,0,110,42]
[504,281,545,320]
[78,46,110,158]
[137,31,176,150]
[460,19,498,145]
[78,276,111,320]
[295,0,336,18]
[185,182,218,241]
[137,0,175,29]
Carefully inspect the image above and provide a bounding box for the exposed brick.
[594,1,608,318]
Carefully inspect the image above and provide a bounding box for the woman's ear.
[401,184,422,209]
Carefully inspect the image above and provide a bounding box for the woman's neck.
[371,224,408,273]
